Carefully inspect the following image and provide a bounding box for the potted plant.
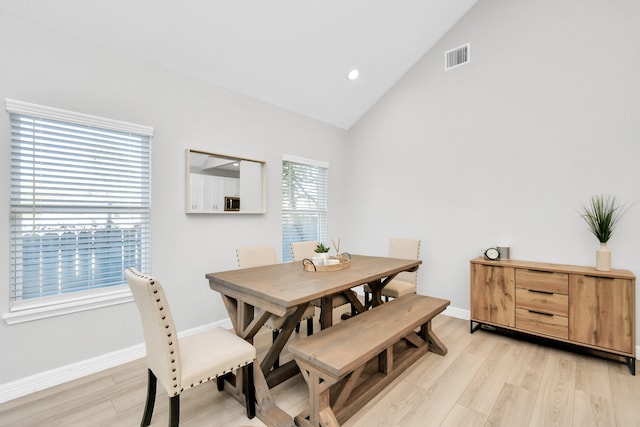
[580,195,627,271]
[315,242,330,264]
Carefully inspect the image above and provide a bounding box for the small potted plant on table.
[314,242,330,265]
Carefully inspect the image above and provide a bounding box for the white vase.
[596,242,611,271]
[321,253,329,264]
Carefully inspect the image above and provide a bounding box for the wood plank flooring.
[1,314,638,426]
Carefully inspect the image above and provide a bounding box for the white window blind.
[6,99,153,314]
[282,155,328,262]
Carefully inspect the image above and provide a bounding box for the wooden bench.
[288,293,450,427]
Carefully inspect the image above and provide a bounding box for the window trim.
[2,285,133,325]
[5,99,154,135]
[4,99,153,324]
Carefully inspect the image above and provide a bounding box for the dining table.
[206,254,421,427]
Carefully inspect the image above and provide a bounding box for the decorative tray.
[302,253,351,272]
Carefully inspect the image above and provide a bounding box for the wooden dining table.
[206,254,421,427]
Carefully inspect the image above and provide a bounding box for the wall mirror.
[186,149,266,214]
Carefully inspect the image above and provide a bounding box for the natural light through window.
[5,99,153,323]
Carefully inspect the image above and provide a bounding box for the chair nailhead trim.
[128,268,259,396]
[139,272,181,391]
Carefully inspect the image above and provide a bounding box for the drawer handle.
[527,289,553,295]
[526,269,555,274]
[528,310,553,317]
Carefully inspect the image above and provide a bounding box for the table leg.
[342,290,365,314]
[260,304,308,372]
[366,274,396,307]
[221,295,299,427]
[320,296,333,330]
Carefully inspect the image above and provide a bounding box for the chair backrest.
[125,268,182,395]
[290,240,319,262]
[236,246,278,268]
[389,238,421,284]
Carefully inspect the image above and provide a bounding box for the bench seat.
[288,293,450,427]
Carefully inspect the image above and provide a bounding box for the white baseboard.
[0,343,146,404]
[443,305,470,320]
[0,318,232,404]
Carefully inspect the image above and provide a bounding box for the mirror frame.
[185,149,267,214]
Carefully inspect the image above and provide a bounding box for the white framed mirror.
[186,149,266,214]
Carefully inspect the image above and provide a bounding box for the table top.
[206,254,421,316]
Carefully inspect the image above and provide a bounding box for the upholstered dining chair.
[290,240,354,323]
[364,238,421,304]
[236,246,315,367]
[288,240,319,262]
[125,268,256,427]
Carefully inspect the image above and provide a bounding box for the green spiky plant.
[580,195,626,243]
[314,243,330,253]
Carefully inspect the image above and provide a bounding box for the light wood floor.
[1,314,638,427]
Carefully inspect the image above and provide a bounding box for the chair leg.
[217,375,225,391]
[141,369,157,427]
[364,291,370,306]
[244,363,256,419]
[272,330,280,368]
[307,317,313,336]
[295,321,301,333]
[169,395,180,427]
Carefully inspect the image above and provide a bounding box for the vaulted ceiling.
[0,0,477,129]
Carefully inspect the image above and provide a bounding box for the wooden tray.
[302,253,351,272]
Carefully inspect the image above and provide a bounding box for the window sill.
[3,287,133,325]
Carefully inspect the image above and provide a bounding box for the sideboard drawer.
[516,269,568,294]
[516,308,568,339]
[515,287,568,317]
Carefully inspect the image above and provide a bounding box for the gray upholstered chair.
[290,240,354,323]
[125,268,256,427]
[236,246,315,367]
[364,238,421,304]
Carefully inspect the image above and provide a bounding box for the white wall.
[344,0,640,341]
[0,10,348,384]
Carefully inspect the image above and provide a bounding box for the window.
[4,99,153,323]
[282,155,328,262]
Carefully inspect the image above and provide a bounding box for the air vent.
[444,43,470,71]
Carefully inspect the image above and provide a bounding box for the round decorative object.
[484,247,500,261]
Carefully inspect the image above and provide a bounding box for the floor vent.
[444,43,470,71]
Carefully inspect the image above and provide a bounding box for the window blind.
[282,155,328,262]
[7,100,152,308]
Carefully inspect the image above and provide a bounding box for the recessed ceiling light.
[347,69,360,81]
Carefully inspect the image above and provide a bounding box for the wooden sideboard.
[470,257,636,375]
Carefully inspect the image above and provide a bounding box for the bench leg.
[319,407,340,427]
[309,373,339,427]
[421,321,447,356]
[308,371,323,427]
[378,346,393,374]
[295,361,339,427]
